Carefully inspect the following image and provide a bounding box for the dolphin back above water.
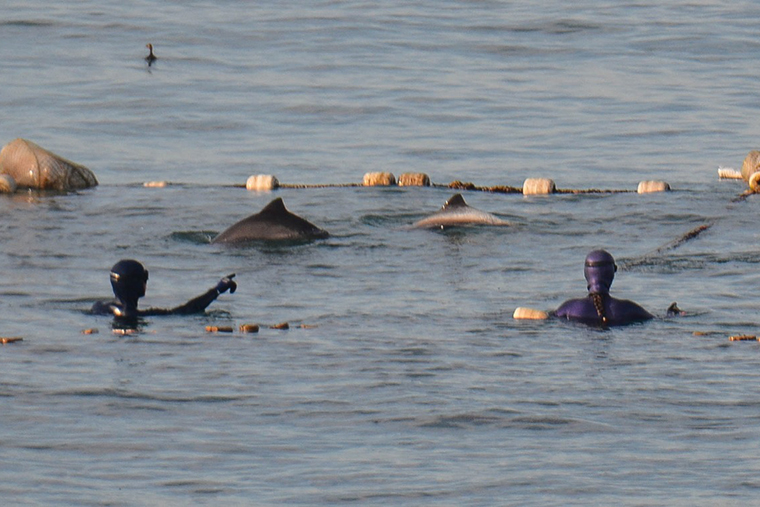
[212,197,329,244]
[413,193,509,228]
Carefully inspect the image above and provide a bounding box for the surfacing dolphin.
[212,197,329,244]
[413,193,509,229]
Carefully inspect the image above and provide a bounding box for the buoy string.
[135,182,363,189]
[554,188,633,194]
[279,183,363,189]
[643,223,713,257]
[134,181,652,194]
[440,181,634,194]
[620,223,713,270]
[438,181,522,193]
[732,189,755,202]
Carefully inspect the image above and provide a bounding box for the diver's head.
[110,259,148,306]
[584,249,616,294]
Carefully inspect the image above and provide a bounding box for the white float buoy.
[363,172,396,186]
[637,180,671,194]
[522,178,556,195]
[0,174,17,193]
[143,181,169,188]
[513,307,549,320]
[718,167,742,179]
[397,173,430,186]
[246,174,280,191]
[0,138,97,190]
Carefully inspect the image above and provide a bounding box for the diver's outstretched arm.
[143,274,237,316]
[171,273,236,315]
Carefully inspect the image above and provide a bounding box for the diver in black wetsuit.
[91,259,236,319]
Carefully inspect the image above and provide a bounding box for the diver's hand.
[216,273,237,294]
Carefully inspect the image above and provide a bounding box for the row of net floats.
[3,137,760,195]
[241,172,671,195]
[243,149,760,195]
[0,137,669,195]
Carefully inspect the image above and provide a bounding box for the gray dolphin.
[213,197,329,244]
[413,193,509,228]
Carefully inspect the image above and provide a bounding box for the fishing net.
[0,138,98,191]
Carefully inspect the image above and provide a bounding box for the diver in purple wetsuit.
[554,249,653,326]
[91,259,236,320]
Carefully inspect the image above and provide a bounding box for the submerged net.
[0,138,98,191]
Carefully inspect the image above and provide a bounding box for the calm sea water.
[2,1,760,505]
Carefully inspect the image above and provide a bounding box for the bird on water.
[145,43,157,66]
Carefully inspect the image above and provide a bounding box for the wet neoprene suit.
[553,250,653,326]
[91,259,236,319]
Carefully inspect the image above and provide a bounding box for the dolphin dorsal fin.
[260,197,288,215]
[442,193,467,209]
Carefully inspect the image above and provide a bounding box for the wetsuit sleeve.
[169,287,222,315]
[137,288,219,316]
[140,274,237,316]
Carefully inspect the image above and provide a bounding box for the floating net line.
[442,181,634,194]
[216,180,642,194]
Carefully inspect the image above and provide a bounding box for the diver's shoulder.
[555,296,591,315]
[91,300,115,315]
